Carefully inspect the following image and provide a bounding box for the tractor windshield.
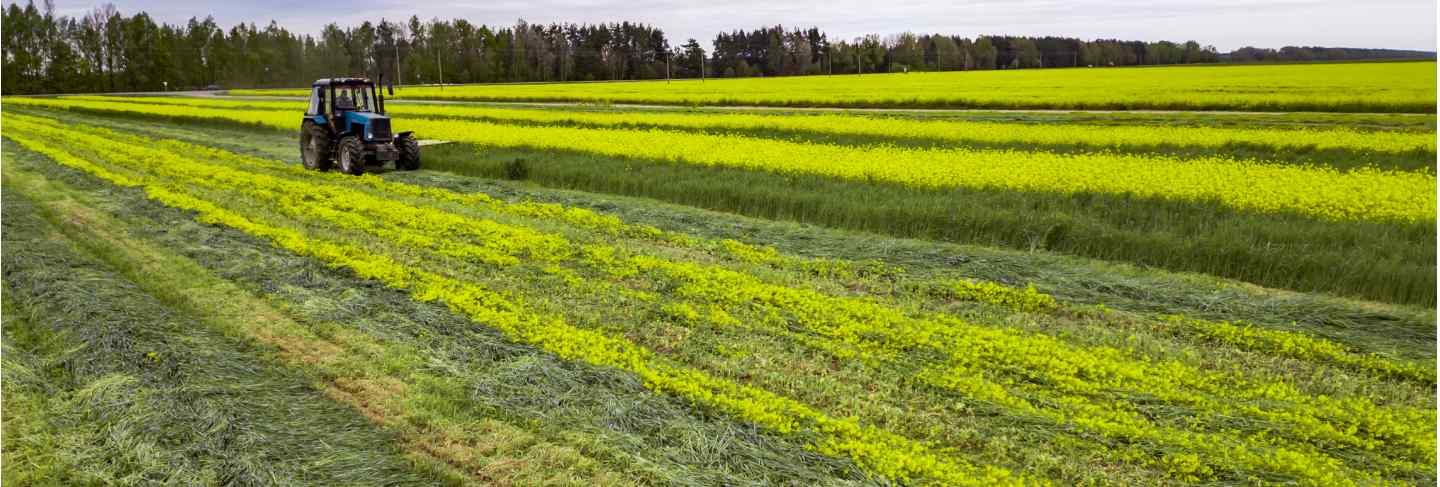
[332,85,373,112]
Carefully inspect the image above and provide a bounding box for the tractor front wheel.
[395,133,421,171]
[300,121,333,171]
[336,136,365,176]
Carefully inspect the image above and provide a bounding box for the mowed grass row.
[230,61,1439,113]
[1,139,878,486]
[57,95,1440,171]
[3,114,1024,486]
[7,98,1434,305]
[0,196,449,486]
[3,112,1435,485]
[26,105,1435,358]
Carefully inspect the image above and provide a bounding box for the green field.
[9,94,1435,304]
[3,62,1437,486]
[232,61,1439,112]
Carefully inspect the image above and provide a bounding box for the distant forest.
[3,1,1435,95]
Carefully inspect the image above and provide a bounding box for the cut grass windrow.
[0,183,448,486]
[2,146,638,486]
[5,112,1434,484]
[3,118,1023,487]
[3,140,881,486]
[9,99,1435,309]
[17,112,1432,387]
[24,105,1433,355]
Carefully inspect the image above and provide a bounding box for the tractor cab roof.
[312,77,373,87]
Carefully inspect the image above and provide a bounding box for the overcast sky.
[38,0,1438,51]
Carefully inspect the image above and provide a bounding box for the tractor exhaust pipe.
[376,72,388,114]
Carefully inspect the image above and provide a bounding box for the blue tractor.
[299,77,420,175]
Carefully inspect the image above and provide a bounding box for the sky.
[37,0,1438,51]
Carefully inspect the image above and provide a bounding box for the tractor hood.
[343,111,388,125]
[341,111,393,140]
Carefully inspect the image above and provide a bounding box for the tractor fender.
[397,131,414,138]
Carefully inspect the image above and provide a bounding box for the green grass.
[0,184,439,486]
[3,109,1435,484]
[231,61,1439,113]
[425,143,1436,306]
[0,137,876,486]
[7,113,1437,484]
[9,105,1433,306]
[13,106,1431,352]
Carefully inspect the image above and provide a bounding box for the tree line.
[3,1,1434,95]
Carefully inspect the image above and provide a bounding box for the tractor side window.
[306,88,321,116]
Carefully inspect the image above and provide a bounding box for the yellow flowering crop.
[5,110,1434,485]
[232,61,1437,113]
[8,96,1433,223]
[57,94,1440,157]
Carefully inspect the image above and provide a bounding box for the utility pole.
[700,48,706,82]
[857,52,861,75]
[666,51,671,83]
[437,44,443,90]
[394,41,401,89]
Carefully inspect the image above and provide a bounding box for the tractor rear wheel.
[395,133,421,171]
[336,135,365,176]
[300,121,333,171]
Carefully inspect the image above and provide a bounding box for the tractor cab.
[307,78,390,142]
[300,77,420,175]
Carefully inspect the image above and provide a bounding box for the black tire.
[336,135,365,176]
[300,120,333,171]
[395,133,421,171]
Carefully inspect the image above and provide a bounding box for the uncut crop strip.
[5,113,1434,484]
[7,97,1434,223]
[2,115,1023,486]
[59,95,1440,160]
[227,62,1439,113]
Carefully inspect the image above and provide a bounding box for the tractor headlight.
[365,126,372,140]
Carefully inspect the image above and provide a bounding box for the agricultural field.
[232,61,1439,112]
[2,61,1436,486]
